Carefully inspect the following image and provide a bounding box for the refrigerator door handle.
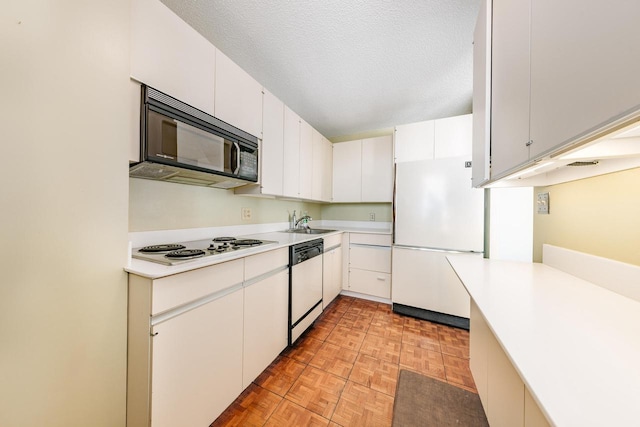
[392,244,482,254]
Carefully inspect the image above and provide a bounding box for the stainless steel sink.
[282,228,337,235]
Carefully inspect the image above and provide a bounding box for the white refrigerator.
[392,155,484,328]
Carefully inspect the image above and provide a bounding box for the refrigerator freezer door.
[391,247,477,318]
[394,156,484,252]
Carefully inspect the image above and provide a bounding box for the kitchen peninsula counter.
[447,255,640,427]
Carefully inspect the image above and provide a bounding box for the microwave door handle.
[232,142,240,174]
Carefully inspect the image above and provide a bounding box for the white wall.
[489,187,533,262]
[1,2,130,426]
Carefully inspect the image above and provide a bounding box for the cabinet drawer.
[244,247,288,281]
[348,268,391,298]
[323,233,343,249]
[152,259,244,315]
[350,246,391,273]
[349,233,392,246]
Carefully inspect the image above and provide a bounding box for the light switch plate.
[537,192,550,214]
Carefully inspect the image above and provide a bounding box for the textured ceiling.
[159,0,481,138]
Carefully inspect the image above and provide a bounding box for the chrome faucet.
[295,215,313,229]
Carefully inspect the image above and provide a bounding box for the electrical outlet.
[241,207,252,220]
[369,212,375,221]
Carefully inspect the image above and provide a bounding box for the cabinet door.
[394,120,435,162]
[361,136,393,202]
[299,120,314,199]
[390,248,472,318]
[348,269,391,298]
[332,140,362,202]
[260,89,284,196]
[472,0,491,187]
[322,137,333,202]
[490,0,531,178]
[529,0,640,159]
[434,114,473,159]
[130,0,216,115]
[469,300,490,414]
[282,106,300,198]
[151,289,243,427]
[243,269,289,388]
[322,249,343,308]
[349,245,392,273]
[311,129,324,201]
[487,327,524,427]
[214,49,263,138]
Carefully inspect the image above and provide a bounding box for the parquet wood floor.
[211,295,477,426]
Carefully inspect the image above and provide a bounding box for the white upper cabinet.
[322,137,333,202]
[282,106,301,198]
[483,0,640,183]
[313,134,333,202]
[529,0,640,159]
[258,89,284,195]
[394,120,435,162]
[130,0,216,115]
[434,114,473,159]
[299,120,313,200]
[361,135,393,202]
[333,136,393,203]
[490,0,531,179]
[214,49,263,138]
[333,140,362,202]
[472,0,491,187]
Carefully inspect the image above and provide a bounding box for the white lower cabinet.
[243,248,289,388]
[346,233,392,298]
[323,234,343,308]
[151,289,243,427]
[348,268,391,299]
[469,300,550,427]
[127,248,292,427]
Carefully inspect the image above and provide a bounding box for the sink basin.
[282,228,337,235]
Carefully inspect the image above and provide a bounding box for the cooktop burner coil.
[212,237,237,242]
[164,249,206,259]
[139,244,186,253]
[232,239,263,247]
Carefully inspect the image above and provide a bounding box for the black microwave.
[130,85,259,189]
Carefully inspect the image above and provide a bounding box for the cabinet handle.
[151,332,158,337]
[525,140,534,147]
[376,276,386,281]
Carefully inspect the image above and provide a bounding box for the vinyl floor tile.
[331,381,394,427]
[212,383,282,427]
[254,355,306,397]
[263,399,330,427]
[285,366,346,419]
[325,325,366,351]
[284,336,324,364]
[399,343,446,380]
[360,333,401,364]
[309,342,358,379]
[349,353,399,397]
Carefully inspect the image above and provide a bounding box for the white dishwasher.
[289,239,323,345]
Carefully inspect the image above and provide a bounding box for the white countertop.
[447,256,640,427]
[125,221,391,279]
[125,229,343,279]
